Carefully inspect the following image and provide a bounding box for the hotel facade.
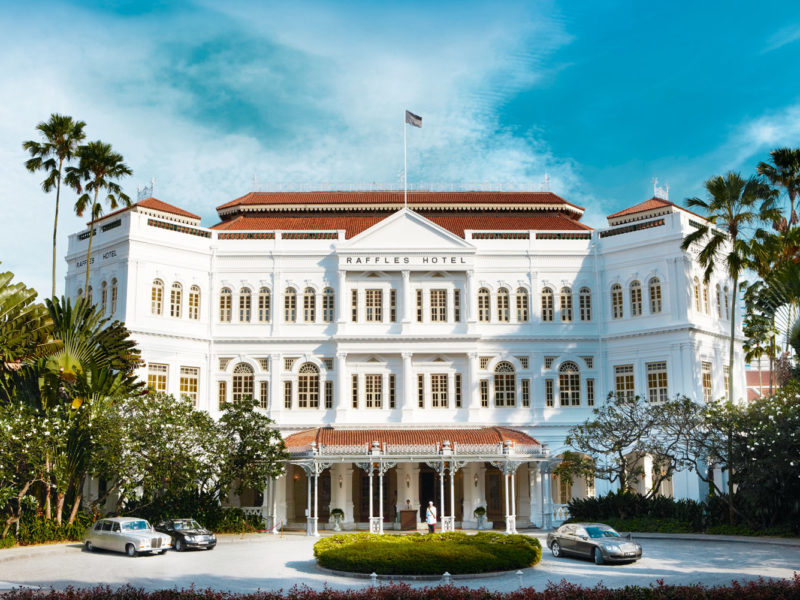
[65,189,743,534]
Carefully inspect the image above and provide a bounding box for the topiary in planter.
[314,531,542,575]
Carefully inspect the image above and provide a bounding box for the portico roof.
[284,426,546,460]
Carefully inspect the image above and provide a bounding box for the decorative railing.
[147,218,211,238]
[536,232,592,240]
[471,232,530,240]
[552,504,570,524]
[281,232,338,240]
[688,219,705,229]
[217,232,276,240]
[599,218,665,238]
[101,219,122,232]
[290,441,547,458]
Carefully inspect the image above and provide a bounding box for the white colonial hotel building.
[65,188,743,534]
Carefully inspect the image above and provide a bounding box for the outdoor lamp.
[406,473,411,488]
[338,474,343,488]
[474,473,479,487]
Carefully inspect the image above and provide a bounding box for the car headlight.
[604,543,622,552]
[186,535,196,542]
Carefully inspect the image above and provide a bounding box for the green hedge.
[314,532,542,575]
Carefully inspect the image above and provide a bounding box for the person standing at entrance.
[426,501,437,533]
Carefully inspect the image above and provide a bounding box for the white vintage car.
[83,517,172,556]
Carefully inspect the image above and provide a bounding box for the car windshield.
[122,520,150,531]
[586,526,620,538]
[173,520,202,530]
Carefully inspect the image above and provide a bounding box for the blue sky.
[2,0,800,294]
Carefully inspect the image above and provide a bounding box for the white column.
[369,467,374,521]
[542,466,553,529]
[466,270,476,324]
[312,471,320,536]
[401,270,411,324]
[528,463,542,528]
[378,468,385,534]
[467,352,480,417]
[510,470,517,534]
[402,352,415,417]
[449,467,455,522]
[336,352,348,421]
[274,474,287,532]
[337,269,347,323]
[504,473,511,533]
[642,454,654,496]
[269,353,282,420]
[306,471,312,535]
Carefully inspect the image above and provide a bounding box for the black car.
[546,522,642,564]
[155,519,217,551]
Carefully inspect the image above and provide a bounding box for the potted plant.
[473,506,487,530]
[330,508,345,531]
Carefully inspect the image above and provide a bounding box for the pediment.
[340,208,474,251]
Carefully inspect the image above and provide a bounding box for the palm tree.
[680,172,776,404]
[66,141,132,292]
[22,115,86,298]
[757,147,800,230]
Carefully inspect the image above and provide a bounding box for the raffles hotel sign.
[339,252,474,270]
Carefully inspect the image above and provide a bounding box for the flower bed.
[3,579,800,600]
[313,532,542,575]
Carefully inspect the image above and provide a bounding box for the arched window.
[515,288,529,322]
[611,284,623,319]
[478,288,490,322]
[232,363,254,402]
[258,287,271,322]
[497,288,510,322]
[100,281,108,315]
[715,284,722,318]
[648,277,662,314]
[297,362,320,408]
[151,279,163,315]
[724,286,730,319]
[579,287,592,321]
[239,288,251,322]
[559,361,581,406]
[188,285,200,320]
[303,287,316,322]
[693,277,701,312]
[219,287,232,322]
[110,278,118,315]
[170,282,182,318]
[630,281,642,317]
[703,282,710,314]
[322,287,335,322]
[541,287,554,322]
[284,287,297,322]
[560,287,573,322]
[494,361,516,407]
[86,285,93,306]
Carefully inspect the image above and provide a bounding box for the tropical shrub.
[314,531,541,575]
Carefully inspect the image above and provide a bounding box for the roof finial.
[653,177,669,200]
[543,172,550,192]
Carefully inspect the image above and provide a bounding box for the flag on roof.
[405,110,422,128]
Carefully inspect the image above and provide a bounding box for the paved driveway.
[0,532,798,593]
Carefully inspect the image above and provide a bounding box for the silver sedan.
[83,517,172,557]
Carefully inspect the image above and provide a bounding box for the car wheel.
[85,541,93,552]
[126,544,137,557]
[175,539,185,552]
[593,548,604,565]
[550,541,561,557]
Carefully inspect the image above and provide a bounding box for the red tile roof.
[607,197,704,220]
[210,210,591,237]
[217,190,583,212]
[284,426,540,452]
[90,197,201,224]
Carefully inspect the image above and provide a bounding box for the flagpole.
[403,111,407,210]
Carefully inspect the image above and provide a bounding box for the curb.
[617,532,800,548]
[315,564,527,581]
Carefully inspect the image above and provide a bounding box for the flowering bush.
[3,578,800,600]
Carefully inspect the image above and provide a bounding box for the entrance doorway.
[486,466,505,526]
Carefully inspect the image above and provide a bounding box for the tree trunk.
[68,492,82,525]
[3,481,32,538]
[728,275,737,401]
[52,159,62,299]
[55,492,65,525]
[84,188,99,292]
[757,356,763,398]
[44,455,52,520]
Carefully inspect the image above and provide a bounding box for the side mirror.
[580,535,588,540]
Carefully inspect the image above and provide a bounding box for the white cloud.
[763,25,800,53]
[0,1,584,295]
